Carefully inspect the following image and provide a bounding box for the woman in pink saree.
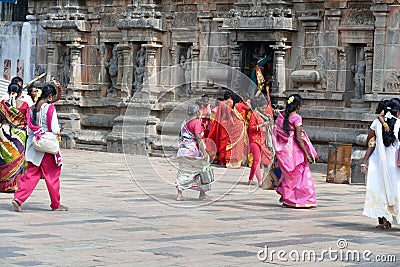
[273,94,318,208]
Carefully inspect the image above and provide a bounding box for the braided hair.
[31,84,57,126]
[283,94,302,134]
[382,98,400,147]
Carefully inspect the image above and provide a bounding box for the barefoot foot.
[12,200,22,212]
[53,204,69,211]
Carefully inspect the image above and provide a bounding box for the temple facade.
[1,0,400,182]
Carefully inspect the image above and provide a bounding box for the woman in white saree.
[361,98,400,229]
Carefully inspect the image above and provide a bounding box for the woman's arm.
[361,129,376,173]
[294,125,313,164]
[51,80,62,103]
[378,115,390,132]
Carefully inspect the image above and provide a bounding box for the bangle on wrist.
[383,123,388,128]
[360,163,366,167]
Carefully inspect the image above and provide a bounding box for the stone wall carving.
[105,45,118,93]
[173,5,198,27]
[385,70,400,92]
[117,10,162,30]
[134,47,146,92]
[341,7,374,26]
[58,49,70,90]
[222,8,293,30]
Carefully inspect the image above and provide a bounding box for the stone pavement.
[1,149,399,267]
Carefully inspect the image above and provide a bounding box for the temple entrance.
[239,42,274,97]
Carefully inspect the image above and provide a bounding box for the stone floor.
[0,149,399,267]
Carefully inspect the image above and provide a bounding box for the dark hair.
[8,83,22,95]
[375,99,388,114]
[382,98,400,147]
[223,90,233,101]
[7,83,22,107]
[31,84,57,125]
[283,94,302,134]
[201,94,209,100]
[27,84,35,97]
[231,92,242,105]
[11,76,23,85]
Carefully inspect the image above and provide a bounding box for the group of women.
[0,77,67,212]
[176,92,318,209]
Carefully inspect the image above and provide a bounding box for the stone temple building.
[1,0,400,182]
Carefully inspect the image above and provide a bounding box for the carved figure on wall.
[351,49,366,99]
[58,50,71,90]
[180,46,192,96]
[106,45,118,93]
[385,70,400,92]
[134,47,146,92]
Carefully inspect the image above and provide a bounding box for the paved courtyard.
[0,149,399,267]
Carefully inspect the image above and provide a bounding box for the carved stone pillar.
[191,46,200,91]
[336,47,346,92]
[66,40,84,95]
[230,45,241,93]
[142,43,162,96]
[364,47,373,94]
[325,10,341,92]
[271,41,290,95]
[116,46,124,91]
[46,44,57,81]
[371,5,390,93]
[117,44,132,99]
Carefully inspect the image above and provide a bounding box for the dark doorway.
[240,42,274,85]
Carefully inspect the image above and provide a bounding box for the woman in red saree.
[273,94,318,208]
[207,91,233,166]
[247,97,273,185]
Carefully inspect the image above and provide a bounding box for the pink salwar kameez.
[14,153,61,210]
[13,103,64,210]
[273,112,318,208]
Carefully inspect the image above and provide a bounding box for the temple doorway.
[239,42,274,97]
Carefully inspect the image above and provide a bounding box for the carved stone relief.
[105,44,118,93]
[58,49,71,90]
[328,50,337,70]
[385,70,400,92]
[316,56,327,90]
[173,5,198,27]
[341,8,374,26]
[134,47,146,92]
